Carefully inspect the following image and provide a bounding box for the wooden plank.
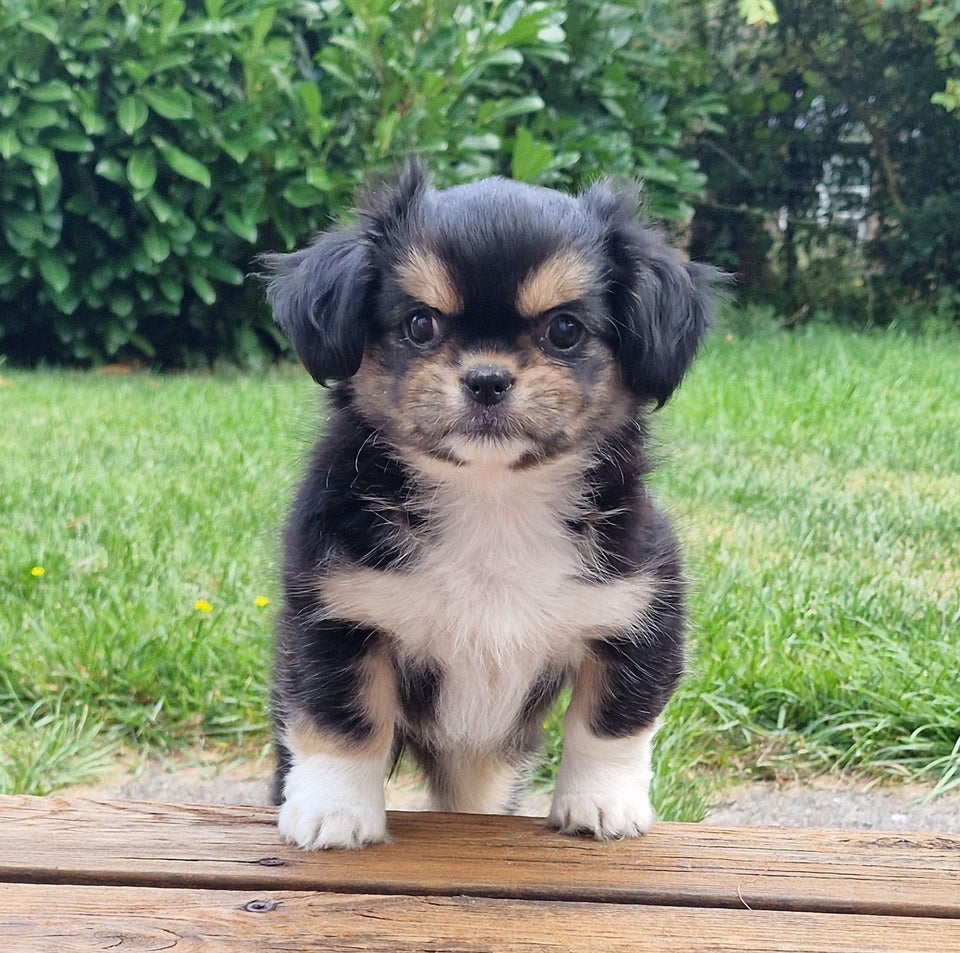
[1,796,958,919]
[3,882,958,953]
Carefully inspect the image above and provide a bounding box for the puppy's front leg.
[277,649,396,851]
[548,653,663,840]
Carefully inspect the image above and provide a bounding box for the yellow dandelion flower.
[255,596,270,609]
[194,599,213,613]
[31,566,45,577]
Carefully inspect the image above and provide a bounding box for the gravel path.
[66,757,960,833]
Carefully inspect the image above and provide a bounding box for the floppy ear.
[582,182,721,407]
[261,227,374,386]
[262,160,433,386]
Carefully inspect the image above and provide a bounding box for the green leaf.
[109,292,135,318]
[142,87,194,121]
[219,125,275,163]
[146,192,176,224]
[95,157,126,185]
[224,211,257,243]
[45,130,94,153]
[3,210,44,250]
[22,105,61,130]
[297,82,322,117]
[117,96,149,135]
[151,136,210,187]
[460,134,501,152]
[29,81,73,104]
[282,180,325,209]
[127,151,158,191]
[78,107,108,136]
[123,60,151,84]
[36,249,71,294]
[305,166,333,190]
[159,0,186,33]
[511,127,553,183]
[158,274,183,304]
[768,92,792,113]
[21,146,59,187]
[373,111,400,156]
[478,96,544,125]
[203,259,244,284]
[250,6,277,48]
[22,15,59,43]
[142,228,171,264]
[188,271,217,305]
[497,13,558,48]
[220,139,249,163]
[738,0,779,25]
[0,128,21,160]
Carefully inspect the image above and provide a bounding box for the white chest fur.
[320,456,653,749]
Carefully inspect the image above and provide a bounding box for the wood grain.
[2,796,958,918]
[3,882,959,953]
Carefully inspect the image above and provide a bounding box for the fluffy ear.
[261,227,374,385]
[262,160,433,386]
[582,182,721,407]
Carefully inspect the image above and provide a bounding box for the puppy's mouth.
[457,407,524,440]
[411,406,571,470]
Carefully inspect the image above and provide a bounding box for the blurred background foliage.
[1,0,959,368]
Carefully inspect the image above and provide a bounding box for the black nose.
[462,366,515,406]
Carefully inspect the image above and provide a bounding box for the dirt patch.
[704,778,960,832]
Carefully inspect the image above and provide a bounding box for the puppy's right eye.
[403,309,442,348]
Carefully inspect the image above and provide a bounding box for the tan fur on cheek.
[351,345,465,443]
[507,349,632,445]
[396,249,463,315]
[350,351,396,426]
[396,351,470,437]
[515,250,596,318]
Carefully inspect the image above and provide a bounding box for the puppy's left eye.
[403,309,442,348]
[541,314,585,354]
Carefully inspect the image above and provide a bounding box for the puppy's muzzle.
[462,366,515,406]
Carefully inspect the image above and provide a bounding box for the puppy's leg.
[548,647,675,840]
[277,648,396,850]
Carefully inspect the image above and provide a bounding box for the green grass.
[651,325,960,813]
[1,369,315,793]
[2,326,959,818]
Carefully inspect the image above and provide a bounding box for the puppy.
[264,162,717,850]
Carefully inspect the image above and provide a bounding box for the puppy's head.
[264,162,718,470]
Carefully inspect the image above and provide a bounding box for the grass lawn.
[2,325,959,819]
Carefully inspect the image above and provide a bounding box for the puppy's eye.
[403,309,442,348]
[542,314,585,353]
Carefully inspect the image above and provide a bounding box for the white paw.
[278,752,387,851]
[278,796,387,851]
[547,717,658,841]
[547,787,654,840]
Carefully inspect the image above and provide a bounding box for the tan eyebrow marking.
[396,249,463,316]
[515,250,595,318]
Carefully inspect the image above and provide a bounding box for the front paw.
[278,752,388,850]
[278,796,387,851]
[547,787,655,840]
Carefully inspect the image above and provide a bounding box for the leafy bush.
[0,0,719,367]
[0,0,320,364]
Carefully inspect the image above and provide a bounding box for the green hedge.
[0,0,720,367]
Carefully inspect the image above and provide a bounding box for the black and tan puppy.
[264,162,716,850]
